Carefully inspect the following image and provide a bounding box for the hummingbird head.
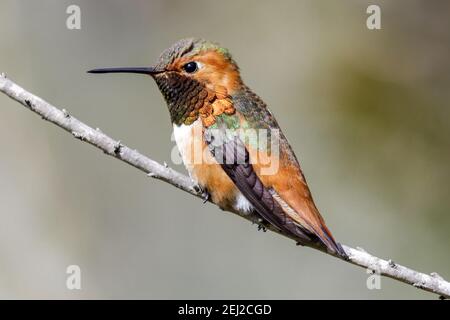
[88,38,242,125]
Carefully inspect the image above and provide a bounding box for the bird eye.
[182,61,198,73]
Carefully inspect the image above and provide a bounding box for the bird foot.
[257,221,269,232]
[201,189,210,203]
[193,185,210,203]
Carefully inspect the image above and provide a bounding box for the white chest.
[172,120,202,177]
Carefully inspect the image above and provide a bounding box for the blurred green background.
[0,0,449,299]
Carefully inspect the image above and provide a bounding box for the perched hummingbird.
[88,38,347,258]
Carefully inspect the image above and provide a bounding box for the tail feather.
[316,225,348,259]
[269,188,347,258]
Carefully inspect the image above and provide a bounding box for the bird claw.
[201,189,210,203]
[257,221,269,232]
[192,185,209,203]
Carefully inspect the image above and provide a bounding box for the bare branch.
[1,74,449,299]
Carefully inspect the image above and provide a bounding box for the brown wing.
[206,132,314,244]
[227,87,346,257]
[224,137,346,257]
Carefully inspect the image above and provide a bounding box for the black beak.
[87,66,163,75]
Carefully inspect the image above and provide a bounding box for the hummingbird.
[88,38,347,258]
